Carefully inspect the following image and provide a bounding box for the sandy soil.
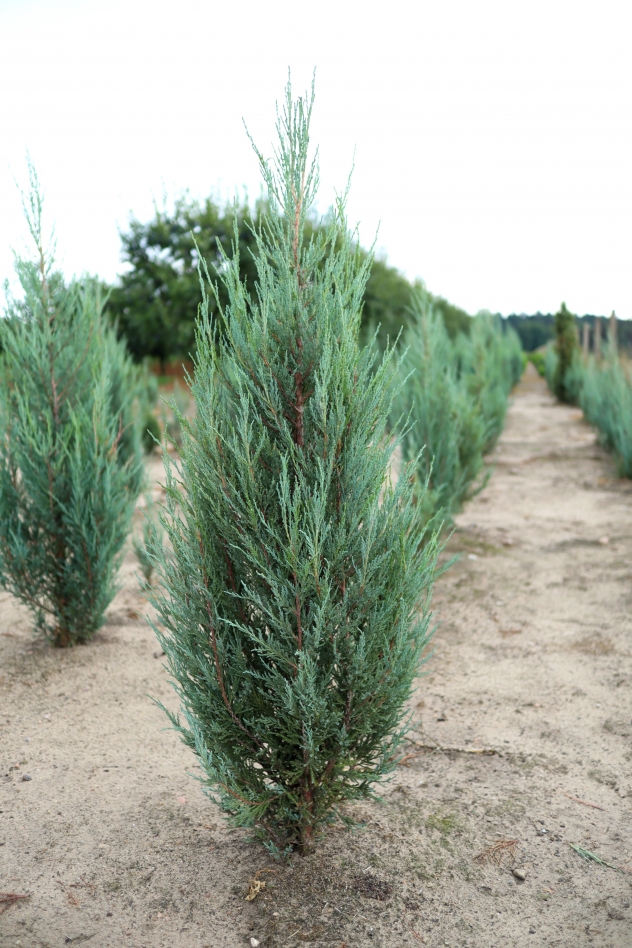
[1,363,632,948]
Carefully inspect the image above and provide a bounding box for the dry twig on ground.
[56,880,82,907]
[474,839,519,866]
[408,738,499,756]
[0,892,30,914]
[563,792,605,810]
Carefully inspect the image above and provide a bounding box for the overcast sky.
[1,0,630,317]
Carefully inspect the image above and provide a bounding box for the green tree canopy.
[107,196,263,367]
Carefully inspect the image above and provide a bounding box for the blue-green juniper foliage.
[393,290,523,531]
[147,81,439,853]
[0,166,144,647]
[546,339,632,478]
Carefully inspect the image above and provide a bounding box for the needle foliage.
[147,81,439,854]
[456,312,524,453]
[579,347,632,477]
[546,340,632,477]
[552,302,579,403]
[391,290,487,529]
[393,294,523,529]
[0,168,144,646]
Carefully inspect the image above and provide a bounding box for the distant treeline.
[505,313,631,353]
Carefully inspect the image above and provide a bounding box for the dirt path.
[2,364,631,948]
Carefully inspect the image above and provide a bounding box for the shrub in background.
[552,302,579,403]
[158,379,191,449]
[544,343,583,407]
[139,371,161,453]
[391,289,487,529]
[544,343,557,393]
[133,494,164,584]
[580,348,632,477]
[142,410,162,453]
[0,169,144,646]
[528,350,546,377]
[564,353,584,406]
[456,313,523,453]
[147,81,439,854]
[544,333,632,478]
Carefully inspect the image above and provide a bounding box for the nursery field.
[1,362,631,947]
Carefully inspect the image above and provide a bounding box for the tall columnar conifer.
[148,81,439,853]
[0,167,144,646]
[553,302,579,403]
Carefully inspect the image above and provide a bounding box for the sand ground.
[1,364,631,948]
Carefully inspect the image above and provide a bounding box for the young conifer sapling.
[148,81,439,854]
[0,166,144,646]
[553,301,579,404]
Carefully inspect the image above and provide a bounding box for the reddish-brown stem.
[199,538,264,752]
[293,368,305,448]
[293,572,303,654]
[108,414,124,458]
[344,689,353,730]
[222,544,247,626]
[218,783,273,808]
[205,594,263,750]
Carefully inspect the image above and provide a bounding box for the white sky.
[1,0,631,317]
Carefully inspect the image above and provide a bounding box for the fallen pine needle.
[474,839,518,866]
[563,793,605,811]
[411,929,426,942]
[570,844,621,872]
[56,881,81,907]
[398,753,421,767]
[0,892,30,914]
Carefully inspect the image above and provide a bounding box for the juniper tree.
[393,297,523,532]
[133,495,164,585]
[147,80,439,854]
[392,289,487,530]
[580,347,632,476]
[553,302,579,403]
[0,167,144,646]
[456,313,523,452]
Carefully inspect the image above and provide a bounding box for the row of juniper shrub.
[392,288,523,531]
[544,302,632,477]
